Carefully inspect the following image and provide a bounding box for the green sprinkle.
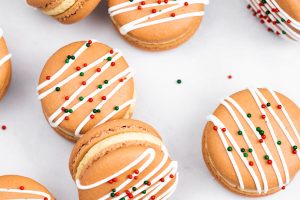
[248,148,253,153]
[259,130,265,135]
[264,155,269,160]
[132,187,137,191]
[282,31,286,34]
[55,87,60,91]
[64,109,69,113]
[247,113,252,118]
[142,190,146,194]
[266,10,270,15]
[144,181,149,185]
[241,148,245,153]
[79,96,84,101]
[86,43,90,47]
[120,198,126,200]
[69,109,73,113]
[110,193,115,197]
[79,72,84,76]
[67,55,71,59]
[104,80,109,84]
[277,141,282,145]
[98,84,103,89]
[93,109,97,113]
[65,59,69,63]
[244,153,248,157]
[238,130,243,135]
[114,106,119,111]
[71,55,75,60]
[112,189,116,192]
[281,18,286,22]
[227,146,233,152]
[293,145,298,150]
[256,127,261,132]
[267,102,271,107]
[176,79,182,84]
[107,57,112,61]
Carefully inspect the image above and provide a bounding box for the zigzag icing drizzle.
[108,0,209,35]
[37,40,135,137]
[246,0,300,41]
[207,88,299,193]
[0,28,12,69]
[0,188,51,200]
[76,146,178,200]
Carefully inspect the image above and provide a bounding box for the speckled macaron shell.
[246,0,300,41]
[0,175,55,199]
[108,0,208,50]
[37,41,135,142]
[69,119,178,200]
[27,0,101,24]
[202,88,300,197]
[0,33,12,100]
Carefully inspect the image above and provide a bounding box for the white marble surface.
[0,0,299,199]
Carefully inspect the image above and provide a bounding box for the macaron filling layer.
[43,0,77,16]
[75,132,163,179]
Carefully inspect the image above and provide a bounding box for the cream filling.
[76,132,162,179]
[43,0,77,16]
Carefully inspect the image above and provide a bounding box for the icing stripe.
[0,54,12,67]
[221,100,266,193]
[109,0,209,35]
[0,188,51,200]
[207,115,245,190]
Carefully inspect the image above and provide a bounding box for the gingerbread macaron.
[246,0,300,41]
[0,28,12,100]
[37,40,135,141]
[69,119,178,200]
[0,175,55,199]
[26,0,101,24]
[108,0,209,50]
[202,88,300,196]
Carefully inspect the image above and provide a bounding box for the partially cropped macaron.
[246,0,300,41]
[37,40,135,142]
[0,175,55,199]
[0,28,12,100]
[202,88,300,196]
[69,119,178,200]
[26,0,101,24]
[108,0,209,50]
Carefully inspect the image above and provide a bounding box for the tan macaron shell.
[108,0,207,50]
[0,35,12,100]
[275,0,300,22]
[202,89,300,196]
[69,119,178,200]
[27,0,101,24]
[38,41,135,141]
[0,175,55,199]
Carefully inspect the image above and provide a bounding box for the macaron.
[246,0,300,41]
[0,28,12,100]
[26,0,101,24]
[202,88,300,196]
[69,119,178,200]
[0,175,55,199]
[108,0,209,50]
[37,40,135,142]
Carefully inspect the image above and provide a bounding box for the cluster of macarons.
[0,0,300,199]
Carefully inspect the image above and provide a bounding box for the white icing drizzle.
[206,115,245,190]
[37,41,135,137]
[0,28,12,68]
[108,0,209,35]
[76,146,178,200]
[0,188,51,200]
[246,0,300,41]
[207,88,300,193]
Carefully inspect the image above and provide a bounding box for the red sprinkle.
[184,2,188,6]
[261,104,266,108]
[102,96,107,100]
[128,175,133,179]
[46,76,51,80]
[249,161,254,166]
[1,125,7,130]
[221,128,226,132]
[138,5,142,10]
[261,115,266,119]
[282,186,286,190]
[88,40,92,44]
[115,192,120,196]
[170,174,174,178]
[292,150,297,154]
[90,114,95,119]
[259,139,264,143]
[96,68,101,72]
[88,98,93,102]
[277,105,282,109]
[151,195,156,200]
[267,160,273,165]
[134,169,139,174]
[213,126,218,131]
[112,178,118,182]
[262,135,267,140]
[108,180,113,184]
[287,19,291,24]
[82,81,86,85]
[141,1,146,5]
[134,176,138,180]
[164,0,168,3]
[110,50,114,54]
[65,96,69,100]
[44,198,48,200]
[228,75,232,79]
[152,9,157,13]
[160,178,165,182]
[157,0,161,3]
[111,62,116,66]
[19,186,25,190]
[83,63,88,67]
[76,66,81,71]
[64,116,69,120]
[171,13,176,17]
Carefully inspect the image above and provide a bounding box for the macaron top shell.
[108,0,209,47]
[0,175,55,199]
[37,41,135,141]
[275,0,300,22]
[203,88,300,196]
[69,119,178,200]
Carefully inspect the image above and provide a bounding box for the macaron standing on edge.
[202,88,300,196]
[69,119,179,200]
[37,40,135,142]
[26,0,102,24]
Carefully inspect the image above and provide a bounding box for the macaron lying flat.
[0,28,12,100]
[202,88,300,196]
[0,175,55,199]
[108,0,209,50]
[37,40,135,142]
[246,0,300,41]
[69,119,178,200]
[26,0,101,24]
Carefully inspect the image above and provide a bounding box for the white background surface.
[0,0,299,199]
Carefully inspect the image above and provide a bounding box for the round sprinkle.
[176,79,182,84]
[1,125,7,130]
[227,146,233,151]
[238,130,243,135]
[55,87,60,92]
[248,148,253,153]
[114,106,120,111]
[247,113,251,118]
[277,140,282,145]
